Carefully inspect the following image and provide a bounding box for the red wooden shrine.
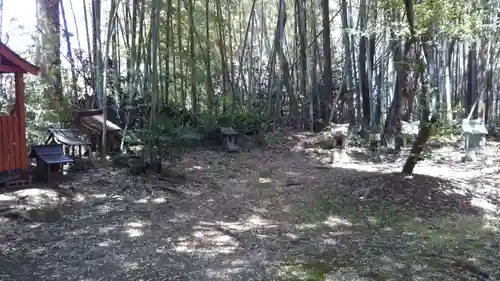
[0,42,40,172]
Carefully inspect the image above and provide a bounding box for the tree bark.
[37,0,63,107]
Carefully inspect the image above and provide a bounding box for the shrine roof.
[0,42,40,75]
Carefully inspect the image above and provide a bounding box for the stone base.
[330,149,346,163]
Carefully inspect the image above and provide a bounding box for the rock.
[461,155,474,162]
[428,140,442,148]
[313,136,335,150]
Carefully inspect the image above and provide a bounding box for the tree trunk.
[37,0,63,108]
[321,0,334,122]
[401,0,438,175]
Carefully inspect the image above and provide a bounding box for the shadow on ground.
[0,146,499,281]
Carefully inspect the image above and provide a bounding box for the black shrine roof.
[0,42,40,74]
[28,144,74,164]
[47,129,91,146]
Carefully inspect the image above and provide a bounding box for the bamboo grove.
[29,0,500,173]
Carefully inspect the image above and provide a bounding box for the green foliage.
[0,81,15,115]
[21,77,71,145]
[348,130,365,148]
[196,111,268,146]
[214,112,268,134]
[121,130,142,146]
[413,0,485,38]
[416,104,463,160]
[139,112,202,164]
[431,104,464,142]
[377,0,486,39]
[265,133,283,146]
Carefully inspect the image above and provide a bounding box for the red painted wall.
[0,72,28,172]
[0,115,26,171]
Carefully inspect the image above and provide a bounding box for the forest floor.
[1,133,500,281]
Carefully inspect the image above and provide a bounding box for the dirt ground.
[1,133,500,281]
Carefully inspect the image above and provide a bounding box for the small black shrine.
[45,128,91,157]
[28,144,74,181]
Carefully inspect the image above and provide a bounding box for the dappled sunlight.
[152,197,168,203]
[73,193,87,202]
[97,203,115,214]
[191,229,238,254]
[68,227,94,237]
[278,265,313,279]
[133,197,151,204]
[97,239,120,247]
[174,217,278,256]
[471,197,498,212]
[89,193,108,199]
[227,258,252,267]
[169,211,196,223]
[173,240,194,254]
[323,230,354,238]
[249,206,270,216]
[0,193,19,203]
[322,216,352,227]
[122,220,149,238]
[27,223,42,229]
[258,177,273,184]
[1,143,499,281]
[482,215,500,231]
[99,225,118,234]
[126,221,150,228]
[121,261,140,271]
[296,223,317,230]
[171,214,297,258]
[0,187,64,207]
[187,164,212,171]
[246,214,276,227]
[124,228,143,238]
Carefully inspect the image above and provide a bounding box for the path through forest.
[1,135,500,280]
